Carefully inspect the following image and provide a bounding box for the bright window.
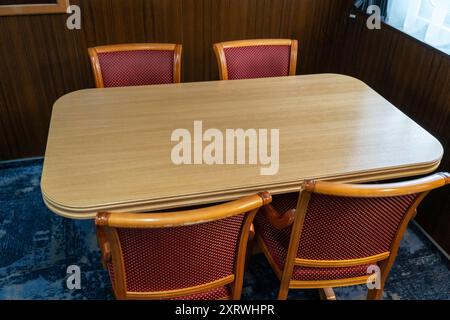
[386,0,450,54]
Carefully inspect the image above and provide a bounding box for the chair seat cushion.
[255,193,371,281]
[169,285,231,300]
[108,261,230,300]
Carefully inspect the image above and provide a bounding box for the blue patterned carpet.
[0,158,449,300]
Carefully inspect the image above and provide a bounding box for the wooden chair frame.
[257,172,450,300]
[88,43,182,88]
[213,39,298,80]
[96,192,271,300]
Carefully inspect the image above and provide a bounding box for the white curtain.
[386,0,450,54]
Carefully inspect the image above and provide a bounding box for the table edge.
[51,73,366,109]
[41,159,442,219]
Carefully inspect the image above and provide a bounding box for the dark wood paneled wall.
[338,9,450,254]
[0,0,348,160]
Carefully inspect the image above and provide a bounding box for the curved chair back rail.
[255,173,450,300]
[213,39,298,80]
[305,172,450,197]
[96,192,271,300]
[88,43,182,88]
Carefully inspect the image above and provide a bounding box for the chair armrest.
[260,204,295,230]
[249,223,255,241]
[96,227,112,268]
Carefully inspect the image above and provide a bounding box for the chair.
[95,192,271,300]
[254,173,450,300]
[213,39,298,80]
[88,43,182,88]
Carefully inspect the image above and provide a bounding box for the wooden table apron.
[40,74,444,219]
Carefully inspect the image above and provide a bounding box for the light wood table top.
[41,74,443,219]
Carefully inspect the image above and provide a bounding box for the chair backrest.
[88,43,182,88]
[286,173,449,270]
[95,192,271,300]
[213,39,298,80]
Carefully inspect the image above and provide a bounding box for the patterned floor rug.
[0,159,449,300]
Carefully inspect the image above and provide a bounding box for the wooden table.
[41,74,443,219]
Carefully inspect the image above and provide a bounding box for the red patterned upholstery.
[223,45,291,80]
[292,264,371,281]
[255,191,418,281]
[108,215,244,294]
[169,286,230,300]
[107,249,230,299]
[97,50,175,87]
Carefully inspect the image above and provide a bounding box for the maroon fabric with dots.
[108,263,230,299]
[223,45,291,80]
[169,286,231,300]
[292,264,371,281]
[108,215,244,295]
[97,50,174,87]
[255,192,418,281]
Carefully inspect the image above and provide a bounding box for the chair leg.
[277,278,291,300]
[367,272,385,300]
[244,239,254,271]
[244,224,255,270]
[367,260,388,300]
[277,287,289,300]
[319,288,336,300]
[367,288,384,300]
